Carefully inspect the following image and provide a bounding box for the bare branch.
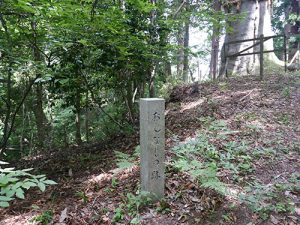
[173,0,187,19]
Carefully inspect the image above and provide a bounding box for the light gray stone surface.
[139,98,165,199]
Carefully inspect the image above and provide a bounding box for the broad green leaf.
[0,177,9,185]
[0,201,9,208]
[22,182,36,190]
[16,188,25,199]
[5,189,15,198]
[43,180,57,185]
[38,182,46,192]
[59,79,69,85]
[7,177,19,183]
[0,196,13,201]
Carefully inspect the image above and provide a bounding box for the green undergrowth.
[171,119,255,187]
[240,177,299,220]
[112,190,154,224]
[0,161,57,208]
[170,117,299,221]
[113,116,299,222]
[31,210,53,225]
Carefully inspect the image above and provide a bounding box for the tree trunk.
[165,61,172,77]
[149,66,156,97]
[286,0,300,58]
[75,89,82,145]
[85,91,89,143]
[125,80,134,122]
[33,83,50,149]
[177,18,184,79]
[148,0,157,97]
[209,0,221,80]
[220,0,283,77]
[182,0,190,82]
[1,64,12,152]
[31,21,50,150]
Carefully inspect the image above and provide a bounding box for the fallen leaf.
[59,207,68,223]
[295,208,300,216]
[270,215,279,225]
[190,196,201,203]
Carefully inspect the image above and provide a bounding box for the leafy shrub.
[0,161,56,207]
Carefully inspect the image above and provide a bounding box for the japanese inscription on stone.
[140,98,165,199]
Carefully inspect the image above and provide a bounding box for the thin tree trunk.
[85,91,89,143]
[1,65,12,151]
[125,80,134,123]
[75,89,82,145]
[183,2,190,82]
[165,61,172,77]
[149,67,156,97]
[177,25,184,79]
[149,0,157,97]
[209,0,221,80]
[19,102,25,155]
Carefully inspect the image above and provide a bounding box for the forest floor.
[1,74,300,225]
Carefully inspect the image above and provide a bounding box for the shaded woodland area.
[0,0,299,224]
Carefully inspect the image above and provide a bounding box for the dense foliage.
[0,0,234,158]
[0,0,297,157]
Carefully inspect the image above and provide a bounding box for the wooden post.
[284,34,287,72]
[259,34,264,80]
[140,98,165,200]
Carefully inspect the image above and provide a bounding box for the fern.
[171,125,229,196]
[114,146,140,170]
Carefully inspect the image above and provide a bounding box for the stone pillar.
[139,98,165,199]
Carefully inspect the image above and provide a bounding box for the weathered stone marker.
[140,98,165,199]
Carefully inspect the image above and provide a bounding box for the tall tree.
[219,0,284,77]
[175,0,191,82]
[31,21,51,149]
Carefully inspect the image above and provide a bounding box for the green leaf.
[59,79,69,85]
[16,188,25,199]
[0,176,9,185]
[43,180,57,185]
[33,174,46,179]
[0,196,13,201]
[38,182,46,192]
[0,201,9,208]
[5,189,16,198]
[22,182,36,190]
[130,217,140,224]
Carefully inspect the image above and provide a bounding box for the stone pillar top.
[139,98,165,101]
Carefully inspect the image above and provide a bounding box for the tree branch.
[81,72,124,129]
[173,0,187,19]
[0,76,39,156]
